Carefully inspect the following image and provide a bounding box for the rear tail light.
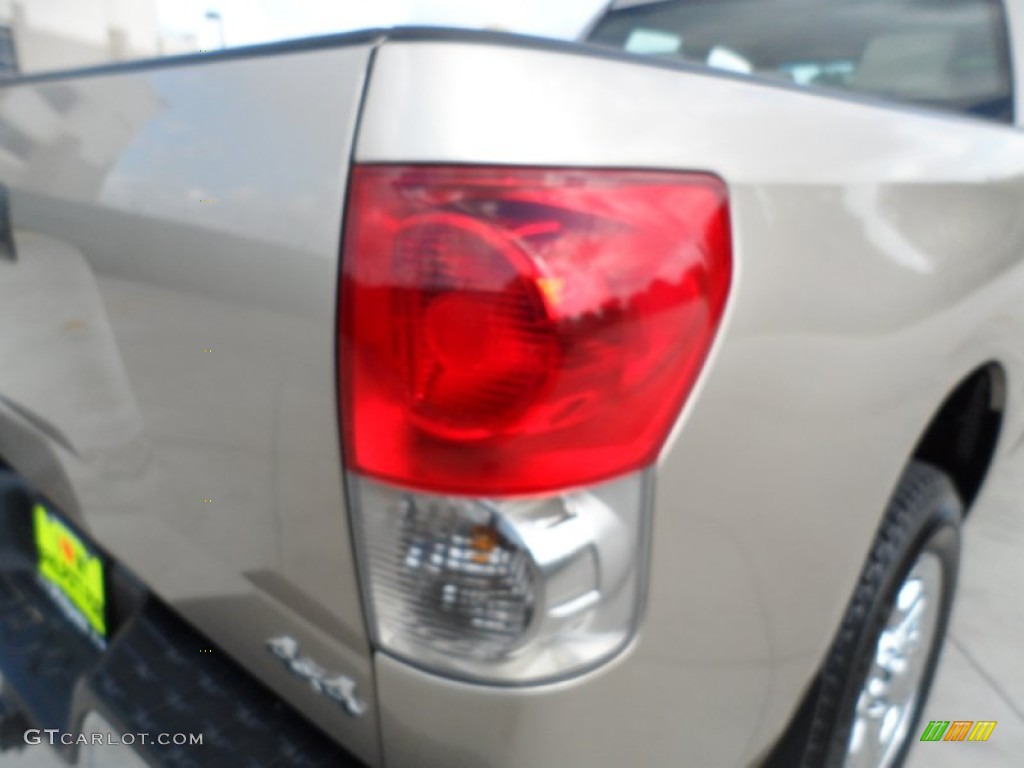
[340,165,730,682]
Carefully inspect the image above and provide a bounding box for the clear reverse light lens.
[350,472,647,684]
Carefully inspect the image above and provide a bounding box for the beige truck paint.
[0,39,382,765]
[358,36,1024,767]
[0,15,1022,768]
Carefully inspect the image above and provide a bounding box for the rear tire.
[801,461,961,768]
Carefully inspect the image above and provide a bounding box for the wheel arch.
[761,360,1007,766]
[910,361,1006,513]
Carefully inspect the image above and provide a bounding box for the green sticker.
[33,504,106,637]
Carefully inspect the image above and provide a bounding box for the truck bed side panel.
[0,42,379,763]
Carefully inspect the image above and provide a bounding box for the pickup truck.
[0,0,1020,766]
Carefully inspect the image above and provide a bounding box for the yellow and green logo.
[920,720,997,742]
[33,504,106,637]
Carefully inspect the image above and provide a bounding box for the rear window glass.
[587,0,1014,123]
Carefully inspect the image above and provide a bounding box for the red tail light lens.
[340,166,730,496]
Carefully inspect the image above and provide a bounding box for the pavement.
[1,449,1022,767]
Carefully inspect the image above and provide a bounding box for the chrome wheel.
[844,552,943,768]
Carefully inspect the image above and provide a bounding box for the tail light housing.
[340,165,730,683]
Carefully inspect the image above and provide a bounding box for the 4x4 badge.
[266,636,367,717]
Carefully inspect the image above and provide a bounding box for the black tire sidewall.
[812,464,962,768]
